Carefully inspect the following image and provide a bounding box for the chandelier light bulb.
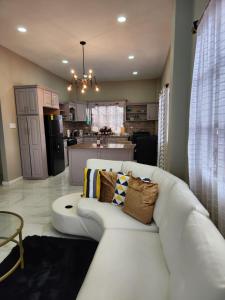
[88,74,92,79]
[83,84,87,89]
[89,69,93,74]
[67,85,72,91]
[81,89,85,94]
[71,69,75,74]
[74,75,78,80]
[95,86,100,92]
[83,74,88,78]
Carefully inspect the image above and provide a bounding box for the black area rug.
[0,235,98,300]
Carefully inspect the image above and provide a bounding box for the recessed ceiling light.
[62,60,69,64]
[17,26,27,33]
[132,71,138,75]
[128,55,135,60]
[117,16,126,23]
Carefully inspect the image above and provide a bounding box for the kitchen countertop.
[69,143,135,149]
[82,135,129,138]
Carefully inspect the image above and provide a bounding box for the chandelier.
[67,41,100,94]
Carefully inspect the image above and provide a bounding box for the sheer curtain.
[157,85,170,170]
[91,104,124,134]
[188,0,225,235]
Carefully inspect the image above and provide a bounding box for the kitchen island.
[69,143,135,185]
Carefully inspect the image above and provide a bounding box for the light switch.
[9,123,17,129]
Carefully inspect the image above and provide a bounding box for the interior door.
[17,116,32,177]
[27,116,44,178]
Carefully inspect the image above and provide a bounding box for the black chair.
[134,135,157,166]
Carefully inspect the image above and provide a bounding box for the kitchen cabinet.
[17,115,48,179]
[15,85,49,179]
[147,103,158,120]
[15,88,39,115]
[76,103,87,121]
[43,90,52,107]
[69,144,135,185]
[17,116,32,177]
[63,102,87,122]
[125,102,159,122]
[64,140,68,167]
[52,93,60,109]
[43,90,59,109]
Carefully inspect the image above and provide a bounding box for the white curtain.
[91,104,124,134]
[157,86,170,170]
[188,0,225,236]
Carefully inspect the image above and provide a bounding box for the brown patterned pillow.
[123,176,158,224]
[99,171,117,203]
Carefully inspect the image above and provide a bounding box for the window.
[91,104,124,134]
[188,0,225,236]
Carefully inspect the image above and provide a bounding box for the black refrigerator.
[44,115,65,176]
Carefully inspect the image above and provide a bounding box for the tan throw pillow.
[99,171,117,203]
[123,176,159,224]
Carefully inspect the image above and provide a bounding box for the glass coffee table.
[0,211,24,282]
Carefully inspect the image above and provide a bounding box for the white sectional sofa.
[52,159,225,300]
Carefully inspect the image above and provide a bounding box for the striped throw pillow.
[83,168,101,199]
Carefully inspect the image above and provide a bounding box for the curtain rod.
[192,0,211,34]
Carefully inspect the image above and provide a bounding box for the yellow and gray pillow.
[112,172,131,206]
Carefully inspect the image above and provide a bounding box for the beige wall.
[75,79,161,103]
[162,0,209,181]
[161,48,172,88]
[0,45,70,181]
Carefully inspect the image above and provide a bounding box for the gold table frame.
[0,211,24,282]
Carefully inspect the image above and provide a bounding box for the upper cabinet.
[15,88,39,115]
[75,103,87,121]
[15,85,60,114]
[62,102,87,122]
[147,103,158,120]
[125,102,158,122]
[52,93,60,109]
[43,90,59,109]
[43,90,52,107]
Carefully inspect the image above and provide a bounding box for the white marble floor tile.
[0,168,82,262]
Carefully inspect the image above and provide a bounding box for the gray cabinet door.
[43,90,52,107]
[27,116,44,178]
[52,92,59,109]
[76,103,86,121]
[147,103,159,120]
[27,88,39,114]
[15,88,39,115]
[17,116,32,177]
[15,89,29,115]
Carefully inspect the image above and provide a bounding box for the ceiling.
[0,0,173,81]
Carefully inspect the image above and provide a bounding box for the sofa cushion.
[121,161,156,179]
[78,198,158,232]
[151,168,188,226]
[159,183,209,273]
[83,168,101,199]
[123,176,159,224]
[170,211,225,300]
[99,171,117,203]
[112,172,130,206]
[77,229,169,300]
[87,159,123,172]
